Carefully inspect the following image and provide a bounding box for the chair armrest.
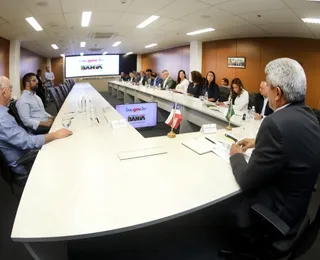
[251,203,291,236]
[17,150,39,166]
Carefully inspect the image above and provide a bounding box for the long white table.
[108,81,253,133]
[11,83,260,260]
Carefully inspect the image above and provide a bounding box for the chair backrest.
[313,109,320,126]
[48,87,62,111]
[55,86,65,103]
[65,80,71,90]
[0,149,13,190]
[248,92,257,109]
[59,84,68,98]
[8,100,29,132]
[219,87,230,102]
[70,79,75,86]
[62,84,69,96]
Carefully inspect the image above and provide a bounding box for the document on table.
[181,137,215,155]
[118,147,167,160]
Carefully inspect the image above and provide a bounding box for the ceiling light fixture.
[80,52,84,56]
[302,18,320,24]
[60,54,65,57]
[25,17,43,31]
[81,11,92,27]
[102,52,108,55]
[186,28,215,35]
[80,41,86,47]
[145,43,157,48]
[126,52,133,55]
[51,44,59,49]
[112,41,122,47]
[137,15,160,28]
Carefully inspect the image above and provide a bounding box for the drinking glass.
[62,117,72,129]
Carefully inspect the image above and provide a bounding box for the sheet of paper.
[118,147,167,160]
[182,137,215,155]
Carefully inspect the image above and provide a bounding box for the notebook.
[181,137,215,155]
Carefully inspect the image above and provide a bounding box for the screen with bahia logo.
[115,103,157,128]
[65,55,119,78]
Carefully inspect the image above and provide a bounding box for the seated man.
[254,81,273,120]
[150,72,163,87]
[145,69,153,85]
[16,73,54,134]
[160,70,176,89]
[221,78,230,88]
[0,76,72,176]
[229,58,320,231]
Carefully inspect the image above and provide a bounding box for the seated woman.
[187,71,203,98]
[202,71,220,102]
[173,70,189,94]
[217,78,248,112]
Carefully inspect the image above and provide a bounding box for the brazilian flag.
[225,102,235,122]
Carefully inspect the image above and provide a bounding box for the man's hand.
[255,113,262,120]
[230,143,243,156]
[237,138,255,152]
[54,128,72,139]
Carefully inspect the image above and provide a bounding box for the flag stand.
[225,100,233,131]
[226,122,232,131]
[167,102,177,138]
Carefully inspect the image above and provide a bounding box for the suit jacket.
[203,82,220,101]
[230,103,320,228]
[151,76,163,86]
[161,76,176,89]
[187,82,203,98]
[254,94,273,116]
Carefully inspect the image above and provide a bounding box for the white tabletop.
[11,83,259,242]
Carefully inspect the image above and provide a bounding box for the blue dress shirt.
[0,105,45,174]
[16,90,51,130]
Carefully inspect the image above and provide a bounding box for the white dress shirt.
[261,97,269,116]
[225,89,249,112]
[274,103,291,113]
[175,79,189,93]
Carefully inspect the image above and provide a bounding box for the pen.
[96,118,100,123]
[205,137,216,144]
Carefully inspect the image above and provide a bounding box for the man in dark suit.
[229,58,320,230]
[150,72,163,87]
[254,81,273,120]
[160,70,176,89]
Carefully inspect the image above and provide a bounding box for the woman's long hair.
[230,78,244,104]
[205,71,216,86]
[177,70,187,84]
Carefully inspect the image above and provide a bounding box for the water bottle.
[248,106,255,122]
[204,91,208,102]
[165,85,169,92]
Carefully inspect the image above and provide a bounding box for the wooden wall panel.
[141,46,190,81]
[51,57,64,86]
[20,47,46,90]
[202,37,320,109]
[0,37,10,77]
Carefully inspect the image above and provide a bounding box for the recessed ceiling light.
[25,17,43,31]
[126,52,133,55]
[51,44,59,49]
[145,43,157,48]
[80,41,86,47]
[112,41,122,47]
[302,18,320,24]
[186,28,215,35]
[137,15,160,29]
[80,52,84,56]
[60,54,65,57]
[102,52,108,55]
[81,11,92,27]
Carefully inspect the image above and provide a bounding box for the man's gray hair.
[162,70,169,74]
[265,58,306,103]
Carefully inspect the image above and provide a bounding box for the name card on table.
[111,119,127,129]
[200,123,217,134]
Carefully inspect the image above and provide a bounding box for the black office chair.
[313,109,320,126]
[219,204,312,260]
[0,150,29,194]
[62,84,69,96]
[48,87,62,111]
[59,84,68,98]
[55,86,65,103]
[219,86,230,102]
[8,100,29,132]
[70,79,75,86]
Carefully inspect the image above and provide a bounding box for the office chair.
[219,203,311,260]
[55,86,65,103]
[248,92,257,109]
[0,150,28,194]
[62,84,69,96]
[59,84,68,99]
[219,87,230,102]
[8,100,29,132]
[48,87,62,111]
[313,109,320,126]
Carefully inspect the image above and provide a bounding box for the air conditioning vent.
[88,48,104,52]
[88,33,114,39]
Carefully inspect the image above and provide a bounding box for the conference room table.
[11,83,261,260]
[108,81,252,132]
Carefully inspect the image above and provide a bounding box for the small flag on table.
[225,101,235,130]
[165,102,182,129]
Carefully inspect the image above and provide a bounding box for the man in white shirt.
[254,81,273,120]
[45,65,55,88]
[16,73,54,134]
[160,70,176,89]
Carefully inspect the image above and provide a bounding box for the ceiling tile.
[61,0,97,13]
[35,14,67,29]
[258,23,314,38]
[283,0,320,9]
[215,0,287,15]
[90,12,123,27]
[222,24,269,37]
[0,0,32,21]
[197,0,231,5]
[128,0,174,14]
[22,0,62,15]
[157,0,210,19]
